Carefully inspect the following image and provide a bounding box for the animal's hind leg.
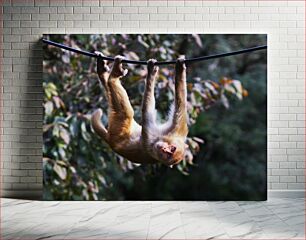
[107,56,134,119]
[91,52,111,143]
[95,51,110,98]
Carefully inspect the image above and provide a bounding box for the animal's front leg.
[142,59,159,137]
[171,57,188,136]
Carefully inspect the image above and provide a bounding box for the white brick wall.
[1,0,305,198]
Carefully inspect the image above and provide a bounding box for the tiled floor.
[1,198,305,239]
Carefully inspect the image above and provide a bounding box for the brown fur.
[91,53,188,166]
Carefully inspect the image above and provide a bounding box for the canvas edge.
[1,189,304,200]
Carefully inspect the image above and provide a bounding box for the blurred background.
[43,34,267,200]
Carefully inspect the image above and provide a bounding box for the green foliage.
[43,34,267,200]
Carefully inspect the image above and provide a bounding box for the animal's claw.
[95,51,110,74]
[112,55,128,77]
[176,56,186,71]
[147,59,159,75]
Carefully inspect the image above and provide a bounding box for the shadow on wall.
[6,40,44,200]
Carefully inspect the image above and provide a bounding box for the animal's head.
[153,137,185,166]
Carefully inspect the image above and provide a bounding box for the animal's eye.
[170,146,176,153]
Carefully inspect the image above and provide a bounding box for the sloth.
[91,53,188,166]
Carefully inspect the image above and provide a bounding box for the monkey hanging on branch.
[91,52,188,167]
[42,38,265,169]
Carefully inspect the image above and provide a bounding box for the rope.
[42,38,267,66]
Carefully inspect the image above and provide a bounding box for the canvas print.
[43,34,267,200]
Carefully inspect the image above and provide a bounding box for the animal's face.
[154,140,185,166]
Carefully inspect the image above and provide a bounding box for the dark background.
[43,34,267,200]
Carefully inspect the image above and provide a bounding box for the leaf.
[44,101,53,115]
[126,51,139,61]
[210,81,220,89]
[220,77,233,85]
[98,174,107,185]
[69,166,76,174]
[69,117,79,137]
[232,80,243,100]
[84,96,90,103]
[177,164,189,176]
[187,83,193,91]
[204,81,218,95]
[62,54,70,64]
[52,124,60,137]
[58,147,66,159]
[194,83,203,92]
[193,137,204,144]
[53,179,60,185]
[221,94,229,109]
[43,123,53,133]
[54,117,69,127]
[192,34,203,48]
[224,84,236,94]
[60,129,70,144]
[243,89,249,97]
[45,82,58,97]
[137,35,149,48]
[53,163,67,180]
[81,122,91,141]
[53,96,62,109]
[44,88,52,99]
[56,160,68,166]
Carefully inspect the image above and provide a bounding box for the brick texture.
[0,0,305,197]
